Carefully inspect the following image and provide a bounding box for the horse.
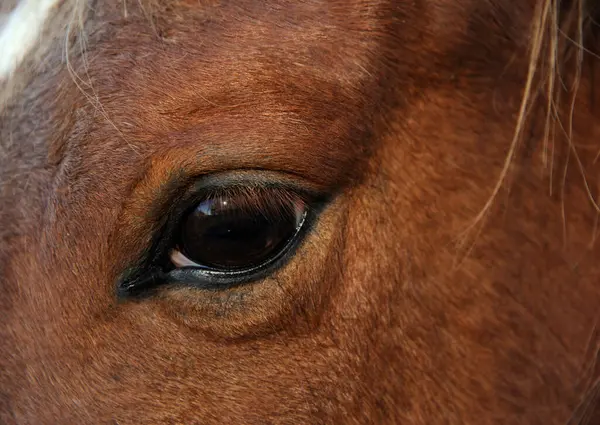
[1,0,600,423]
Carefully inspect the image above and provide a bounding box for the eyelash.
[117,178,323,297]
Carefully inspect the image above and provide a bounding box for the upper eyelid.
[151,169,329,231]
[147,169,328,220]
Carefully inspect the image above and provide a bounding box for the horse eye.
[117,185,316,296]
[169,192,308,274]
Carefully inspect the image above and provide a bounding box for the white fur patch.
[0,0,60,81]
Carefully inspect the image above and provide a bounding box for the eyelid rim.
[116,169,329,298]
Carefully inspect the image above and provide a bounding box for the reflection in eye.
[170,189,308,272]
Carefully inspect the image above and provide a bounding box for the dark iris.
[175,196,305,271]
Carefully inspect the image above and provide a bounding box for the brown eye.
[117,183,318,296]
[170,191,308,272]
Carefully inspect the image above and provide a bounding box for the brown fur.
[2,0,600,423]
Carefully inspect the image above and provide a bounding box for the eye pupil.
[177,195,305,271]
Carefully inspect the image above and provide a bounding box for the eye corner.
[116,266,166,299]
